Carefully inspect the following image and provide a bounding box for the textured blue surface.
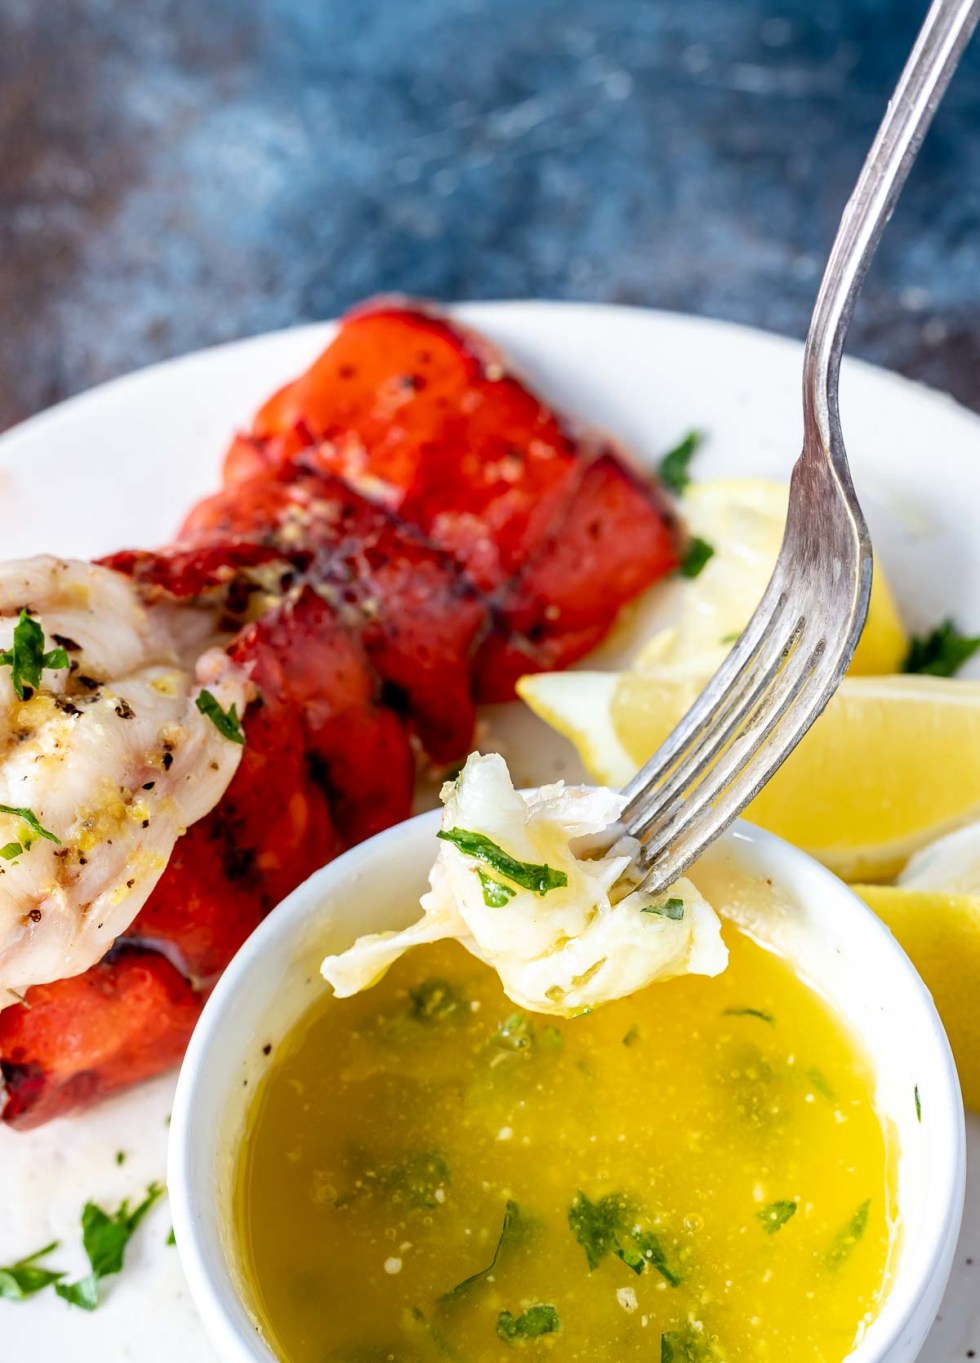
[1,0,979,428]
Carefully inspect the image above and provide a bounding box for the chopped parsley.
[437,828,567,895]
[915,1085,922,1122]
[540,1023,564,1052]
[622,1025,640,1047]
[0,1241,65,1302]
[758,1199,797,1233]
[568,1190,628,1270]
[903,619,980,677]
[493,1013,535,1053]
[568,1191,682,1285]
[661,1326,716,1361]
[679,536,715,579]
[350,1151,451,1211]
[409,1307,461,1359]
[56,1275,100,1311]
[409,978,467,1024]
[477,868,517,907]
[657,430,703,496]
[642,896,685,921]
[616,1228,682,1284]
[56,1183,164,1311]
[496,1304,560,1343]
[195,689,246,745]
[807,1067,836,1100]
[0,805,60,847]
[441,1200,521,1300]
[826,1198,870,1271]
[723,1007,775,1024]
[0,610,69,700]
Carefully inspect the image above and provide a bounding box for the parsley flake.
[903,619,980,677]
[615,1228,683,1284]
[56,1275,100,1311]
[496,1304,560,1343]
[568,1190,683,1285]
[642,896,685,920]
[661,1326,717,1361]
[568,1190,627,1270]
[0,805,60,847]
[915,1085,922,1122]
[441,1200,521,1300]
[493,1013,535,1053]
[807,1067,836,1101]
[409,978,467,1024]
[758,1199,797,1233]
[826,1198,870,1271]
[347,1152,451,1211]
[0,1240,65,1302]
[657,431,703,496]
[723,1007,775,1024]
[679,536,715,579]
[437,828,567,895]
[0,610,69,700]
[56,1182,164,1311]
[195,689,246,745]
[477,868,517,907]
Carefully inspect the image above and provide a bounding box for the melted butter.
[150,673,181,697]
[70,778,132,852]
[12,694,60,730]
[126,799,152,825]
[237,927,895,1363]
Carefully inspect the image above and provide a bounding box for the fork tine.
[635,625,827,859]
[619,586,790,827]
[623,609,805,842]
[632,634,837,896]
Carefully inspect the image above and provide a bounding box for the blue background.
[1,0,978,429]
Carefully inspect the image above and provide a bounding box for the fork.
[617,0,980,898]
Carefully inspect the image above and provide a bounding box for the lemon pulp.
[854,883,980,1109]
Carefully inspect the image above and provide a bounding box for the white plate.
[0,302,978,1359]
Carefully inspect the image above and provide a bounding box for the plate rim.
[2,299,978,457]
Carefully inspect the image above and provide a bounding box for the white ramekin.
[168,815,965,1363]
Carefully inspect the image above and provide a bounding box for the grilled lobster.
[0,300,679,1128]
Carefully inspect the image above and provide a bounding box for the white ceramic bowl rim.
[168,815,965,1363]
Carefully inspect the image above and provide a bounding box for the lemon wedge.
[519,671,980,882]
[518,477,928,879]
[853,884,980,1109]
[633,479,906,678]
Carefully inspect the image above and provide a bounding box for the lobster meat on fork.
[0,298,681,1129]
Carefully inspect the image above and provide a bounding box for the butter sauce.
[238,926,893,1362]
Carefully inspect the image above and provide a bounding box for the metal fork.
[618,0,980,898]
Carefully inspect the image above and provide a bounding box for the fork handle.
[804,0,980,464]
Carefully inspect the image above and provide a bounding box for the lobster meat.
[0,299,680,1128]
